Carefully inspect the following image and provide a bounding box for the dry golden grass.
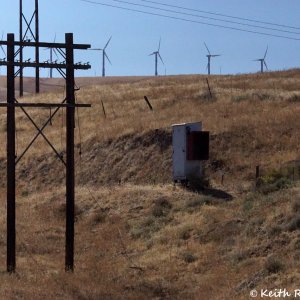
[1,69,299,186]
[0,183,299,299]
[0,69,299,299]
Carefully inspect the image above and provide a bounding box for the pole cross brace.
[22,12,36,41]
[0,101,91,165]
[14,98,66,166]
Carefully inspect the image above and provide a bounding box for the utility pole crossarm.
[0,103,91,108]
[0,61,91,70]
[0,41,91,49]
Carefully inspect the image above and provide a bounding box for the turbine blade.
[149,52,155,56]
[264,46,268,59]
[0,31,5,56]
[90,48,103,51]
[204,42,211,55]
[105,52,112,65]
[53,48,59,59]
[212,54,221,57]
[104,36,112,50]
[158,53,164,65]
[264,61,268,70]
[158,38,161,51]
[0,45,6,57]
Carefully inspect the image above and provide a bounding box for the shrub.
[130,213,172,240]
[294,239,300,250]
[130,216,158,239]
[21,190,29,197]
[243,199,254,213]
[152,197,172,218]
[178,226,192,240]
[292,200,300,213]
[257,170,293,194]
[181,252,197,263]
[268,226,282,237]
[232,94,249,102]
[91,209,108,225]
[286,216,300,232]
[253,93,271,101]
[288,93,300,102]
[264,257,284,274]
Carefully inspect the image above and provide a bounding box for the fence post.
[101,100,106,118]
[144,96,153,111]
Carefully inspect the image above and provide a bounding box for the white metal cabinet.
[172,122,202,182]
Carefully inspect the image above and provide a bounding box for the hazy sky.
[0,0,299,77]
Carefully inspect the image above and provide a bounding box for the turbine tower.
[254,46,268,73]
[90,36,112,77]
[149,38,164,76]
[204,42,220,75]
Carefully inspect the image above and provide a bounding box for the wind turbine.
[149,38,164,76]
[0,32,6,76]
[204,42,220,75]
[0,33,5,58]
[44,34,57,78]
[254,46,268,73]
[90,36,112,77]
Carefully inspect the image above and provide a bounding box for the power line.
[139,0,300,31]
[79,0,300,41]
[108,0,300,35]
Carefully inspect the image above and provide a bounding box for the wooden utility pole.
[6,34,16,273]
[65,33,75,272]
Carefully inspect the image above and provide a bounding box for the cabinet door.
[187,131,209,161]
[172,127,186,179]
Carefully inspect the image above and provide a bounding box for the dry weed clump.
[264,256,285,274]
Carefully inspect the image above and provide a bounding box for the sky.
[0,0,299,77]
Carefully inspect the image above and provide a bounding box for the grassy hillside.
[0,70,299,299]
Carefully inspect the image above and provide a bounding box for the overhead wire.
[60,104,64,152]
[15,114,19,157]
[75,92,82,156]
[73,93,99,205]
[101,0,300,35]
[138,0,300,31]
[16,231,47,275]
[79,0,300,41]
